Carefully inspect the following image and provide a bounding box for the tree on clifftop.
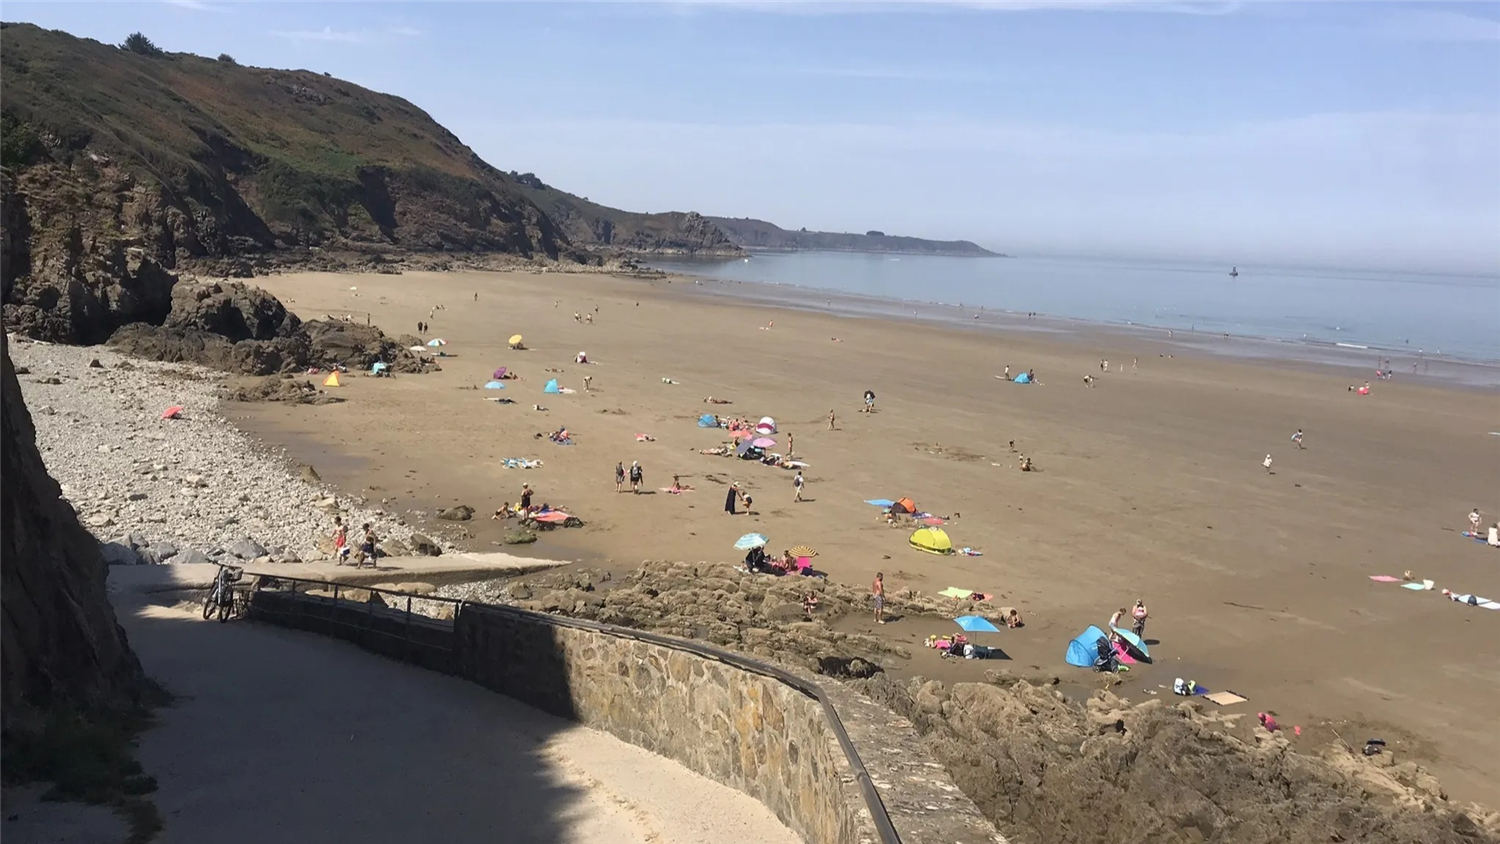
[121,32,163,57]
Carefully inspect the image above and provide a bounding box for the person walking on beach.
[583,375,593,393]
[872,572,886,625]
[793,471,805,503]
[615,462,625,493]
[629,461,643,494]
[332,516,350,566]
[725,483,739,515]
[1470,508,1483,535]
[357,523,378,569]
[1263,454,1274,474]
[1004,364,1011,380]
[828,409,836,430]
[1292,429,1305,449]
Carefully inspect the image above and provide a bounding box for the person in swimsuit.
[1470,508,1483,535]
[357,523,378,569]
[872,572,886,624]
[333,516,350,565]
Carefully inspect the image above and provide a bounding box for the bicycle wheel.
[202,593,215,620]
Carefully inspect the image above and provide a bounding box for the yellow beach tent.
[909,527,953,555]
[323,371,342,387]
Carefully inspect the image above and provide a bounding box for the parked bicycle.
[202,562,245,623]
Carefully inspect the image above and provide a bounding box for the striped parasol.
[789,544,817,558]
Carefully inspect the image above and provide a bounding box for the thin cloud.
[766,61,993,82]
[660,0,1241,15]
[271,27,366,44]
[162,0,226,11]
[1368,8,1500,43]
[388,25,426,37]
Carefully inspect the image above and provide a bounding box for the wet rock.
[437,505,474,521]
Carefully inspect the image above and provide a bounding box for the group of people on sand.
[1469,508,1500,547]
[724,482,754,515]
[493,483,545,520]
[614,461,645,493]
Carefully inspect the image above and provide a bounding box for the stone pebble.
[11,339,435,564]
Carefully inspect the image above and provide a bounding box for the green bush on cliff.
[120,32,162,57]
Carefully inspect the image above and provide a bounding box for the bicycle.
[202,562,245,623]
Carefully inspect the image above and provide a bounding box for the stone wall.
[247,588,1003,844]
[454,604,879,844]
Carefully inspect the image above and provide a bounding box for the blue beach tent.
[1064,626,1109,667]
[543,378,560,394]
[1014,372,1032,384]
[698,413,718,428]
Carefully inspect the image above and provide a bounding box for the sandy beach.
[232,268,1500,806]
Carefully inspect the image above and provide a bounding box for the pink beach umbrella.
[752,437,776,449]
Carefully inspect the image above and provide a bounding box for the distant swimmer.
[1230,266,1239,278]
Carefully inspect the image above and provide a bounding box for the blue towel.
[865,498,895,507]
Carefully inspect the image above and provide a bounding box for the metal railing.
[246,574,901,844]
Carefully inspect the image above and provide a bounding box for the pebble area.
[11,339,429,565]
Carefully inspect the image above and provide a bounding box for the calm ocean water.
[650,253,1500,364]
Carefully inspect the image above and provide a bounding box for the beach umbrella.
[734,533,768,551]
[409,345,428,353]
[730,429,756,440]
[954,616,1001,633]
[865,499,895,508]
[426,338,447,347]
[735,440,761,458]
[161,405,184,420]
[1110,626,1151,661]
[509,334,524,348]
[493,367,508,379]
[789,544,817,558]
[751,436,776,449]
[371,362,389,374]
[484,381,505,390]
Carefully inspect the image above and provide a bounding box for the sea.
[649,252,1500,385]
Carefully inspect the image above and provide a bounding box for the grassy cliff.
[0,23,739,266]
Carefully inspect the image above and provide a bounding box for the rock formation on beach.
[2,343,154,752]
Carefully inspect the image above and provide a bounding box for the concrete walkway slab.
[114,599,799,844]
[108,552,569,594]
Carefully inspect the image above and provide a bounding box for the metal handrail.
[248,573,902,844]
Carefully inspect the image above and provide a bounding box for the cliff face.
[1,343,151,733]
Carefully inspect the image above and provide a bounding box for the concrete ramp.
[109,551,569,594]
[115,599,800,844]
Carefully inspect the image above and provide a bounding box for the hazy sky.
[8,1,1499,273]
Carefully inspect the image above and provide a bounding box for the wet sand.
[237,269,1500,806]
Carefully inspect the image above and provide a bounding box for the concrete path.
[115,598,799,844]
[108,551,568,595]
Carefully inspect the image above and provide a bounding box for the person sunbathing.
[703,396,733,404]
[699,445,731,456]
[1019,455,1034,472]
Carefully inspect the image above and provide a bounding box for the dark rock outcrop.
[164,281,300,341]
[302,320,425,372]
[854,674,1498,844]
[2,344,152,735]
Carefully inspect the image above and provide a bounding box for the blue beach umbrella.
[484,381,505,389]
[734,533,768,551]
[954,615,1001,633]
[865,498,895,507]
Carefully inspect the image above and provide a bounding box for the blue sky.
[7,1,1499,273]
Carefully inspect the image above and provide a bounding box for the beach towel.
[635,434,656,442]
[958,547,983,556]
[1368,575,1402,583]
[921,517,946,526]
[500,458,543,469]
[939,587,975,599]
[1482,602,1500,610]
[865,499,895,507]
[1402,580,1434,591]
[1112,641,1138,664]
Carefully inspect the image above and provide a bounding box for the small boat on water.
[1229,266,1239,278]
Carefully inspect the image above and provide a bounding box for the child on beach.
[333,516,350,566]
[1470,508,1483,535]
[1292,429,1304,449]
[1263,454,1274,473]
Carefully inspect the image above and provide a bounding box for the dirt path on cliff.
[114,597,799,844]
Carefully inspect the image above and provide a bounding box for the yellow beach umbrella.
[508,334,524,348]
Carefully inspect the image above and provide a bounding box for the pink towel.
[1368,575,1402,583]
